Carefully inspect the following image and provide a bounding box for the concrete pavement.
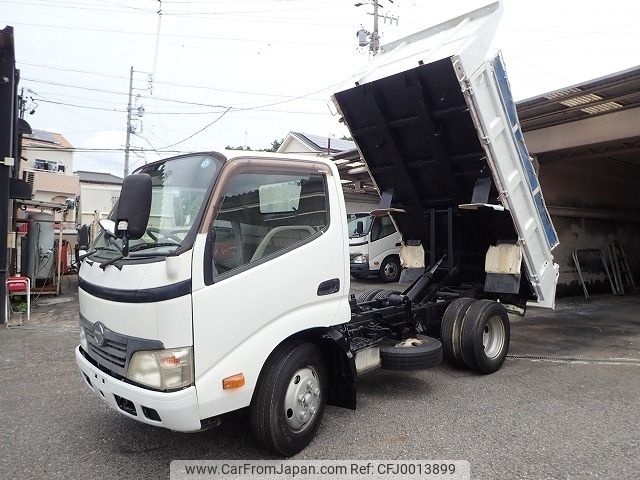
[1,276,638,479]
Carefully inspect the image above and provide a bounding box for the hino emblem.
[93,322,106,347]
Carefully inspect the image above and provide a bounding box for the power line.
[18,62,328,101]
[5,20,350,46]
[158,107,232,149]
[28,90,330,116]
[21,77,338,112]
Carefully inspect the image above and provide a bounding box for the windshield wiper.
[129,241,180,253]
[99,254,125,270]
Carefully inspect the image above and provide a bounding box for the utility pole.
[124,65,133,177]
[355,1,398,56]
[371,0,380,55]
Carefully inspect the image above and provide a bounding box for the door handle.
[317,278,340,296]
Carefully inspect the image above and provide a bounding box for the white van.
[347,213,402,282]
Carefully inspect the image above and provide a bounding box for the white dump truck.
[347,212,403,282]
[75,1,559,456]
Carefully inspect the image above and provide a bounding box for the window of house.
[210,169,328,277]
[33,159,60,172]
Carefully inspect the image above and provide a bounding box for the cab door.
[191,158,350,419]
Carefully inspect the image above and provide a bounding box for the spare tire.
[380,335,443,371]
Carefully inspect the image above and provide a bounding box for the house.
[21,129,79,208]
[277,132,356,156]
[277,132,379,213]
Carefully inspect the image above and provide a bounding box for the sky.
[3,0,639,177]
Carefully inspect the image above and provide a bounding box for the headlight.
[127,347,194,390]
[79,328,88,351]
[352,254,369,264]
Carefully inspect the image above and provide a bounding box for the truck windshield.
[90,154,221,260]
[347,213,372,238]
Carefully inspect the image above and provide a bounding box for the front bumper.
[75,346,201,432]
[350,262,372,275]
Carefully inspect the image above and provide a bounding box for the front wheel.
[250,342,327,456]
[379,256,401,283]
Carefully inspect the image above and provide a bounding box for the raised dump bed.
[332,1,559,308]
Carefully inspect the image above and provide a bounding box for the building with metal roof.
[277,132,356,156]
[75,170,123,186]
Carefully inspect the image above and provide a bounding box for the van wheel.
[250,342,327,456]
[379,256,401,283]
[460,300,510,374]
[440,297,476,367]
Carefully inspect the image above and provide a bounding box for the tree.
[340,135,353,141]
[225,145,251,151]
[261,138,283,152]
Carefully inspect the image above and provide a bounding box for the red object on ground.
[59,241,69,274]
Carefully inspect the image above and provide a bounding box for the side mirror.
[98,218,115,237]
[115,174,152,255]
[356,220,364,235]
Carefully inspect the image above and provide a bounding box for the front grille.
[83,319,128,376]
[79,314,165,378]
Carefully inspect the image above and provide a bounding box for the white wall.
[79,183,121,226]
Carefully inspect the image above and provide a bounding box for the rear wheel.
[460,300,510,374]
[250,342,327,456]
[379,256,401,283]
[440,297,476,367]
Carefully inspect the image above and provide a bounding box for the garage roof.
[517,65,640,131]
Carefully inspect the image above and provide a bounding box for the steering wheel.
[145,227,183,244]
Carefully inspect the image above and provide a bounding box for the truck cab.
[347,212,402,282]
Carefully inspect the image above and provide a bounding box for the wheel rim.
[483,315,506,359]
[383,261,398,280]
[284,366,321,432]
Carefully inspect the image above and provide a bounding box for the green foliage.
[225,138,283,152]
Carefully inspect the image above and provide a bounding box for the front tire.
[250,342,327,456]
[379,256,401,283]
[460,300,510,374]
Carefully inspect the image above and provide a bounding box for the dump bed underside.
[334,58,489,240]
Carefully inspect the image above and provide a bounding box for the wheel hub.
[284,367,321,431]
[483,315,506,359]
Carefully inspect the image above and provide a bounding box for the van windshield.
[347,213,372,238]
[90,154,221,260]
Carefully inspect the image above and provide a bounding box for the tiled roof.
[74,170,123,185]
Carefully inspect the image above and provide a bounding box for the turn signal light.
[223,373,245,389]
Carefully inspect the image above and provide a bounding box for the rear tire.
[460,300,510,374]
[250,342,327,456]
[379,256,401,283]
[440,298,476,367]
[355,289,384,303]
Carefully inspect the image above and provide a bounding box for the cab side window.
[370,215,396,241]
[210,170,328,277]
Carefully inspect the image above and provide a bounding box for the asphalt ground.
[1,275,639,479]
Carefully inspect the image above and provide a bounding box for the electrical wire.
[157,107,232,149]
